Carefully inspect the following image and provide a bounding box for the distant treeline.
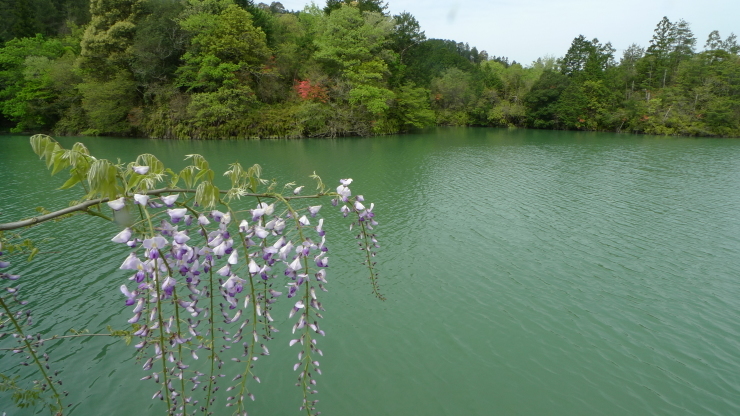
[1,0,739,138]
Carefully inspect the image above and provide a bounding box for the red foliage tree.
[294,80,328,103]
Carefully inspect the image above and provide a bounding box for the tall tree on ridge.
[78,0,143,78]
[324,0,387,15]
[389,11,424,62]
[560,35,614,80]
[641,16,696,89]
[314,4,395,130]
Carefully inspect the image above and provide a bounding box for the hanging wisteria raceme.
[109,182,373,415]
[0,241,65,412]
[103,169,377,415]
[0,135,382,416]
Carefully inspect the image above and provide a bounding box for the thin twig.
[0,189,327,231]
[0,333,117,351]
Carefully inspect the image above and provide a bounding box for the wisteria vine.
[0,239,65,414]
[0,134,382,416]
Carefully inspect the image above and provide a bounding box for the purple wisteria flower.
[159,221,176,236]
[161,276,176,297]
[336,185,351,201]
[108,197,126,211]
[111,228,133,244]
[250,203,274,222]
[278,241,294,261]
[308,205,321,217]
[222,274,245,295]
[254,226,269,239]
[266,217,286,233]
[161,194,179,207]
[239,219,249,233]
[142,236,168,259]
[315,253,329,268]
[358,202,376,223]
[120,252,143,270]
[142,236,167,250]
[133,165,150,175]
[288,256,302,273]
[227,249,239,265]
[167,208,187,223]
[120,284,137,305]
[173,230,190,244]
[210,210,225,223]
[216,264,230,276]
[133,194,150,206]
[248,259,260,274]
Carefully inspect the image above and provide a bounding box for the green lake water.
[1,127,740,415]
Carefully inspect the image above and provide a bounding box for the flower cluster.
[0,242,65,412]
[334,179,382,299]
[16,137,381,415]
[0,243,21,287]
[107,178,377,416]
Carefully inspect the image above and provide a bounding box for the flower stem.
[0,296,63,414]
[142,208,173,414]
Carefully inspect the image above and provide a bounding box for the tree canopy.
[0,5,738,138]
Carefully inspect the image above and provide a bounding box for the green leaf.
[195,181,219,209]
[185,154,209,171]
[135,154,164,174]
[310,171,326,193]
[224,162,245,187]
[44,142,61,169]
[59,175,81,190]
[71,142,90,155]
[179,166,197,188]
[50,151,70,175]
[194,168,214,183]
[128,173,144,189]
[247,163,262,179]
[87,159,119,199]
[29,134,53,157]
[164,168,179,188]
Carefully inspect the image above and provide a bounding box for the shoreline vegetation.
[0,0,739,139]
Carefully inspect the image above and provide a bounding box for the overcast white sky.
[274,0,739,65]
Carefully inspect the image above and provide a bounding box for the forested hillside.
[1,0,739,138]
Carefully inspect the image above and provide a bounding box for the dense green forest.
[1,0,739,138]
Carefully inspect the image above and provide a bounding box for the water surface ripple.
[1,128,740,416]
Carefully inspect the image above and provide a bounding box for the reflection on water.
[1,128,740,416]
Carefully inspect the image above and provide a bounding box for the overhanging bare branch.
[0,188,327,231]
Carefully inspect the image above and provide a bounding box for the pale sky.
[274,0,740,65]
